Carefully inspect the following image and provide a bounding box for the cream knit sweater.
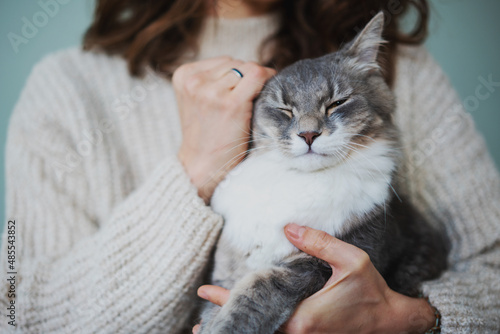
[2,14,500,334]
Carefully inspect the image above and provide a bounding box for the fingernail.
[198,287,208,300]
[285,223,306,240]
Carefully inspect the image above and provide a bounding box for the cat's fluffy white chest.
[211,143,395,269]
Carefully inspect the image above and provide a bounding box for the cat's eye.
[278,108,293,118]
[326,98,348,116]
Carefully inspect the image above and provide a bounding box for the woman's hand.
[173,57,276,203]
[196,224,437,334]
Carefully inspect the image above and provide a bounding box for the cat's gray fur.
[199,13,449,334]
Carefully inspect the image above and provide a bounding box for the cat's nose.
[298,131,321,146]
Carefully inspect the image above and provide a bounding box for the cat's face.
[252,12,397,172]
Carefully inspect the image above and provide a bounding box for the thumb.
[198,285,230,306]
[284,223,367,269]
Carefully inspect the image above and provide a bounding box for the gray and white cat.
[200,13,448,334]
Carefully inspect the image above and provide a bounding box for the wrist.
[177,148,221,204]
[379,290,436,334]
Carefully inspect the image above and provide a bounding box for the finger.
[279,312,311,334]
[173,56,235,89]
[189,56,235,73]
[214,67,246,90]
[207,60,246,91]
[192,324,200,334]
[207,59,245,79]
[284,224,367,269]
[231,62,276,102]
[176,56,234,80]
[197,285,230,306]
[278,317,299,334]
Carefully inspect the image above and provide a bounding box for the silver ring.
[230,68,244,78]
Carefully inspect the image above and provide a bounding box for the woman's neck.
[208,0,281,19]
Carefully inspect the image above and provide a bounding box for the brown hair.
[83,0,429,85]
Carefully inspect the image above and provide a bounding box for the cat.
[199,12,449,334]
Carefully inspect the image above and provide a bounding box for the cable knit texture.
[1,14,499,334]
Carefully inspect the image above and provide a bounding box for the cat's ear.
[344,12,386,71]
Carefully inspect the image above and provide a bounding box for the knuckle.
[171,69,183,88]
[201,87,223,104]
[312,231,334,258]
[352,249,371,273]
[172,63,190,82]
[246,63,268,79]
[230,63,245,74]
[184,73,204,94]
[286,315,314,334]
[267,67,277,76]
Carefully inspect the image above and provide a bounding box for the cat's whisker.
[220,130,277,159]
[223,136,253,147]
[225,119,272,149]
[199,146,275,189]
[223,139,261,154]
[349,133,377,143]
[337,146,378,185]
[227,119,254,138]
[216,143,281,177]
[222,145,269,166]
[347,141,372,150]
[332,149,350,167]
[338,146,381,185]
[329,147,350,165]
[343,143,402,202]
[222,132,276,154]
[338,149,368,191]
[346,134,404,151]
[342,144,390,229]
[251,131,272,140]
[336,145,390,228]
[337,148,388,225]
[227,119,273,142]
[203,150,253,184]
[347,139,402,155]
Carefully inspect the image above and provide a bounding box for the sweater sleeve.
[395,47,500,333]
[0,55,223,333]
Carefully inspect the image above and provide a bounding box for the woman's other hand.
[197,224,437,334]
[173,57,276,203]
[280,224,436,333]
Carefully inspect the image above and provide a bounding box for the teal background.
[1,0,499,234]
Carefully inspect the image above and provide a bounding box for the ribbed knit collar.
[196,12,280,63]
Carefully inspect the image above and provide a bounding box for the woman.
[1,0,499,333]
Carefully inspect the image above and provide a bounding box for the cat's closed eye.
[326,98,348,116]
[278,107,293,118]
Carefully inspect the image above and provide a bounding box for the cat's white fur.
[211,139,396,270]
